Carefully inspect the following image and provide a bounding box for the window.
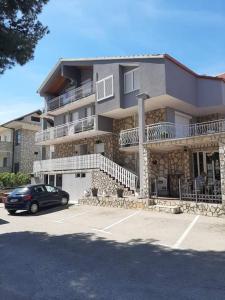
[14,163,19,173]
[124,68,139,94]
[31,116,40,122]
[3,157,7,168]
[96,75,113,101]
[15,130,21,145]
[45,185,58,193]
[33,186,45,193]
[49,175,55,186]
[56,174,62,188]
[85,106,92,117]
[44,174,48,185]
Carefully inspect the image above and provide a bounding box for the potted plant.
[117,188,124,198]
[91,187,98,197]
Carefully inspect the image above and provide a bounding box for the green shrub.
[0,172,30,188]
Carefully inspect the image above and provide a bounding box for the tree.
[0,0,49,74]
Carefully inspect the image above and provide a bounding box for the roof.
[38,53,225,94]
[0,109,42,128]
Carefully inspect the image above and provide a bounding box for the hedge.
[0,172,30,188]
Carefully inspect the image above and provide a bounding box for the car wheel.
[29,202,39,214]
[8,210,17,215]
[61,197,68,206]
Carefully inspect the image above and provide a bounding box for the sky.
[1,0,225,123]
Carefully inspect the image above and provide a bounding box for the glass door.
[193,151,220,183]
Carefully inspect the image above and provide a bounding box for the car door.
[32,185,49,207]
[45,185,61,206]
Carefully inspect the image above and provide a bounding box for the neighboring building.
[0,110,42,174]
[33,54,225,207]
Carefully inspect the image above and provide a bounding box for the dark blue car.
[4,184,69,215]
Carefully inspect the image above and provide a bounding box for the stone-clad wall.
[194,113,225,123]
[19,129,42,173]
[54,134,116,161]
[0,142,13,172]
[145,108,166,125]
[92,170,133,196]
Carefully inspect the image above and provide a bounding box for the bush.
[0,172,30,188]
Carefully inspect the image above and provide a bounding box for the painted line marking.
[172,215,200,249]
[92,211,141,234]
[54,212,88,223]
[92,228,112,235]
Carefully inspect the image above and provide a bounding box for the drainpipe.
[1,125,15,173]
[137,93,149,198]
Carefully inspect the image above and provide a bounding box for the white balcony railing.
[34,154,137,191]
[47,81,94,111]
[119,119,225,146]
[35,115,96,144]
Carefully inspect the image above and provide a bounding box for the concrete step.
[154,204,181,214]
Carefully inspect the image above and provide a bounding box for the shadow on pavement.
[10,204,75,217]
[0,218,9,225]
[0,230,225,300]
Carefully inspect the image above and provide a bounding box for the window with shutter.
[124,68,139,94]
[96,75,113,101]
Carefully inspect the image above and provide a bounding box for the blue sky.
[1,0,225,123]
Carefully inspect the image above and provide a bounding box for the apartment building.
[0,110,42,173]
[33,54,225,208]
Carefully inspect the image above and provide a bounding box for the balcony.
[119,119,225,149]
[46,81,94,115]
[35,115,112,145]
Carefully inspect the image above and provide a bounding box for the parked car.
[4,184,69,215]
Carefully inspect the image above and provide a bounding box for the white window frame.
[124,68,139,94]
[96,75,114,102]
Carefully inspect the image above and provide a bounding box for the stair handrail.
[97,154,137,191]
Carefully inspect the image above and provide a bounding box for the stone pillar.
[137,93,150,198]
[219,140,225,208]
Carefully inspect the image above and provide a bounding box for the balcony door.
[95,142,105,155]
[175,112,191,138]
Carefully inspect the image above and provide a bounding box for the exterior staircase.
[33,153,138,193]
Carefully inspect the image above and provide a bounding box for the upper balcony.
[35,115,113,145]
[46,81,95,116]
[119,119,225,150]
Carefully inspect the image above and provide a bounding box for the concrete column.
[219,141,225,208]
[137,93,150,198]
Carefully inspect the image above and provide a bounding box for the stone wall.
[153,199,224,217]
[79,196,148,209]
[79,196,224,217]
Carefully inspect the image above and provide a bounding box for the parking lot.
[0,203,225,299]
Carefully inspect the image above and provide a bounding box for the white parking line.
[92,211,141,234]
[54,212,88,223]
[172,215,200,249]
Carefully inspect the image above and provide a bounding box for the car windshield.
[12,187,30,195]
